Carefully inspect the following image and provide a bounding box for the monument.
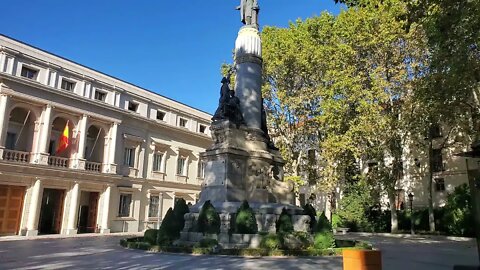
[181,1,309,246]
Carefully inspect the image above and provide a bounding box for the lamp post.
[408,192,414,235]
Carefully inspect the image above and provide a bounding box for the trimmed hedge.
[276,208,294,233]
[144,229,158,245]
[197,200,221,234]
[234,201,258,234]
[314,212,332,233]
[173,198,190,232]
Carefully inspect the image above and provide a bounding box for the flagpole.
[88,128,102,160]
[14,110,31,147]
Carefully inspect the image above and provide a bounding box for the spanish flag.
[56,121,69,155]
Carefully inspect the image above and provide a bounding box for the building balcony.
[85,161,102,173]
[2,149,30,163]
[48,156,69,168]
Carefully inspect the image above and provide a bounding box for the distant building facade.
[0,35,212,236]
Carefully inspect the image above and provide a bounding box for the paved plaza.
[0,234,477,270]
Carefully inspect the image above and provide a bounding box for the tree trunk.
[427,138,436,232]
[389,192,398,233]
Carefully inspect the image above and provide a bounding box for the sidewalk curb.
[346,232,474,242]
[0,232,143,242]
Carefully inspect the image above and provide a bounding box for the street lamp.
[408,192,414,235]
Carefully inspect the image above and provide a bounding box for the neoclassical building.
[0,35,212,236]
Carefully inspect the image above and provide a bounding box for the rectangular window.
[198,161,206,178]
[435,178,446,192]
[61,79,75,91]
[118,193,132,217]
[177,156,186,175]
[20,66,38,80]
[5,132,16,150]
[199,124,207,134]
[94,90,107,102]
[432,149,444,172]
[179,118,188,128]
[148,195,160,218]
[124,148,135,167]
[153,153,163,172]
[128,101,138,112]
[156,110,166,121]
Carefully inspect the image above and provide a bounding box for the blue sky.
[0,1,342,114]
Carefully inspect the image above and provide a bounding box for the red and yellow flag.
[56,121,69,154]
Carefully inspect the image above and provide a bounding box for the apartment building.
[0,35,212,236]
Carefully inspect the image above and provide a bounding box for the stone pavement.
[0,233,477,270]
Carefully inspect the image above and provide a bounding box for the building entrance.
[0,185,25,235]
[38,188,65,234]
[77,191,99,233]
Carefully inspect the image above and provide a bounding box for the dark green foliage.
[276,208,294,234]
[442,184,474,237]
[313,232,336,249]
[173,198,190,231]
[260,233,282,250]
[143,229,158,245]
[157,208,177,245]
[197,238,219,248]
[314,212,332,233]
[303,203,317,231]
[234,201,258,234]
[197,200,221,234]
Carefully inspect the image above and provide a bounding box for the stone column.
[75,115,88,170]
[107,123,118,173]
[0,94,10,158]
[66,182,80,235]
[234,26,263,130]
[26,179,42,236]
[0,53,6,73]
[157,192,164,229]
[35,105,52,165]
[100,185,112,234]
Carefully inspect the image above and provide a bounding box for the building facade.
[0,35,212,236]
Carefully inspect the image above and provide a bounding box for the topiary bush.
[314,212,332,233]
[234,201,258,234]
[313,232,335,250]
[303,203,317,231]
[144,229,158,245]
[157,208,177,245]
[197,200,221,234]
[260,233,282,250]
[173,198,190,232]
[276,208,294,233]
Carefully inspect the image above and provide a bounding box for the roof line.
[0,33,212,116]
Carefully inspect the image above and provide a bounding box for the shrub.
[157,208,177,245]
[197,200,221,234]
[197,238,218,248]
[173,198,190,232]
[283,231,313,250]
[260,233,282,250]
[303,203,317,231]
[234,201,258,234]
[442,184,474,237]
[313,232,335,250]
[331,213,342,229]
[144,229,158,245]
[314,212,332,233]
[276,208,294,233]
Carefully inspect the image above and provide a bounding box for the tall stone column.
[26,179,42,236]
[106,123,118,174]
[0,94,10,158]
[35,105,52,165]
[100,185,112,233]
[76,115,88,160]
[66,182,80,235]
[234,26,263,130]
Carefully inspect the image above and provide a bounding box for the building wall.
[0,35,211,236]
